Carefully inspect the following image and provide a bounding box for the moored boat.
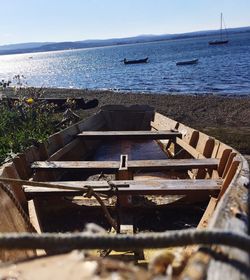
[123,57,148,64]
[209,13,229,45]
[209,39,229,45]
[176,58,199,66]
[0,105,249,279]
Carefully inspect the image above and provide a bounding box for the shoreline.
[1,87,250,156]
[2,86,250,98]
[2,87,250,126]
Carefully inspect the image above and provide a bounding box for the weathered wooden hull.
[0,105,249,279]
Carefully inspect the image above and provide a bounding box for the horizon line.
[1,25,250,47]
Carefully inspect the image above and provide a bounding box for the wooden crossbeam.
[31,158,219,171]
[77,130,182,140]
[127,158,219,171]
[31,160,120,170]
[23,179,222,198]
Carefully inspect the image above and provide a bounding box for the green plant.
[0,84,59,163]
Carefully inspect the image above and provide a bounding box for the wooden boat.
[209,13,229,45]
[123,57,148,64]
[0,105,249,279]
[176,59,199,66]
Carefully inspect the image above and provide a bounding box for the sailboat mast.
[220,13,222,40]
[208,12,228,45]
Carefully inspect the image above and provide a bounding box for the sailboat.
[209,13,229,45]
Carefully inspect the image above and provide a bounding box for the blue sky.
[0,0,250,45]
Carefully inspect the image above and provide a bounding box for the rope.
[0,184,36,232]
[107,180,121,232]
[0,177,129,192]
[84,187,118,231]
[0,177,104,191]
[0,229,249,252]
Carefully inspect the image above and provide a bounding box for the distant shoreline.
[0,27,250,56]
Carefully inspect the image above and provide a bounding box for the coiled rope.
[0,229,249,252]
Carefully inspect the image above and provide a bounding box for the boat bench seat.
[32,160,121,171]
[77,130,182,140]
[23,179,222,198]
[31,158,219,171]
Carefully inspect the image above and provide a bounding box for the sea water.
[0,32,250,95]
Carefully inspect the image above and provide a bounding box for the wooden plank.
[217,159,240,201]
[151,112,178,131]
[177,124,198,147]
[128,158,219,171]
[48,138,80,160]
[195,138,215,179]
[31,158,219,171]
[0,164,28,212]
[32,160,120,170]
[28,200,46,256]
[176,137,205,159]
[197,197,218,228]
[77,112,106,132]
[195,133,214,156]
[188,130,199,148]
[101,105,154,131]
[46,125,80,157]
[23,179,222,197]
[202,138,215,158]
[217,148,232,177]
[28,200,42,234]
[184,196,218,256]
[211,139,220,158]
[222,152,237,179]
[204,156,249,280]
[116,155,133,207]
[0,183,36,262]
[12,154,30,180]
[77,130,182,140]
[117,155,135,230]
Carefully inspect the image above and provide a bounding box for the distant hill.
[0,42,52,51]
[0,26,250,56]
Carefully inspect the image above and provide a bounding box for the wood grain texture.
[77,130,182,140]
[31,158,219,171]
[0,184,36,262]
[23,179,222,197]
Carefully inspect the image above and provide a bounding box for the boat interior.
[0,105,247,267]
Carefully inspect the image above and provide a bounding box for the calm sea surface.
[0,32,250,95]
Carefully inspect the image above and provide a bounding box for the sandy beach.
[2,87,250,158]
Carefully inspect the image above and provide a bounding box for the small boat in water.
[176,58,199,66]
[209,13,229,45]
[0,105,248,279]
[123,57,148,64]
[209,39,228,45]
